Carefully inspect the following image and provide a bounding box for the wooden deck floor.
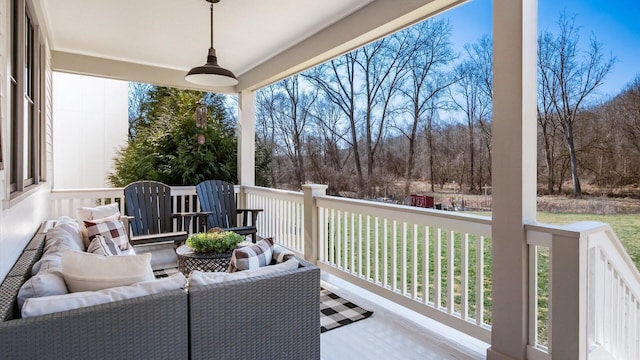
[320,274,489,360]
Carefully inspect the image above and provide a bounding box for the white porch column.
[237,90,256,187]
[488,1,537,359]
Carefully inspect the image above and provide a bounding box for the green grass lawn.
[470,211,640,269]
[535,212,640,269]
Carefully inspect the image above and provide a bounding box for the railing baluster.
[329,209,335,265]
[434,228,442,310]
[423,226,430,305]
[412,224,418,300]
[383,219,388,289]
[461,233,469,320]
[319,207,326,262]
[350,213,355,273]
[373,216,378,284]
[343,211,348,271]
[447,230,454,314]
[358,214,363,278]
[476,236,484,325]
[401,222,407,296]
[392,220,398,292]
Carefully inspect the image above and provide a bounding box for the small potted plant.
[186,227,244,254]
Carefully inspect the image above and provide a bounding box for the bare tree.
[537,31,564,193]
[450,36,493,193]
[304,52,364,194]
[276,75,315,187]
[619,77,640,154]
[256,85,280,186]
[396,19,457,196]
[538,13,615,198]
[306,98,353,192]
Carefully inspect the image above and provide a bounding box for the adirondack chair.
[196,180,263,243]
[124,181,205,246]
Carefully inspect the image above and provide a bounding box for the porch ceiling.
[36,0,465,93]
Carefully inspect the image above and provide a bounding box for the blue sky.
[439,0,640,98]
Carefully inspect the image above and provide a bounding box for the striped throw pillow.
[87,235,122,256]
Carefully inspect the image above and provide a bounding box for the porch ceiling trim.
[49,0,466,93]
[235,0,466,92]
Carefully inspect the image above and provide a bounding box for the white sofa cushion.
[61,251,154,292]
[31,225,85,275]
[189,257,300,286]
[21,273,186,318]
[52,216,86,251]
[17,272,69,308]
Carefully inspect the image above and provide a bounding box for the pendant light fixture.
[185,0,238,87]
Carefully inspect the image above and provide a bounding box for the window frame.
[7,0,46,204]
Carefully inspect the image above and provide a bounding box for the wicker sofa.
[0,222,320,360]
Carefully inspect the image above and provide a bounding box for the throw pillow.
[272,244,295,264]
[227,238,274,273]
[189,258,300,286]
[84,216,130,250]
[22,273,186,318]
[87,235,122,256]
[61,251,154,292]
[53,216,86,251]
[76,203,120,221]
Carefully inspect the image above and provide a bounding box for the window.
[9,0,44,198]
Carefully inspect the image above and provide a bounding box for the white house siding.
[52,72,128,189]
[0,0,54,281]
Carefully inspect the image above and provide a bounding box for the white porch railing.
[243,186,305,255]
[527,222,640,360]
[314,194,493,343]
[50,187,206,233]
[50,185,640,359]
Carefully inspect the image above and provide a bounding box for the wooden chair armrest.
[236,209,263,227]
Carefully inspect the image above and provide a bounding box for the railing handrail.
[315,194,492,237]
[242,185,305,203]
[51,187,124,196]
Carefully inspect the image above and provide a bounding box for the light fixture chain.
[210,3,214,49]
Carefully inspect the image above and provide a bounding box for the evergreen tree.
[109,86,237,186]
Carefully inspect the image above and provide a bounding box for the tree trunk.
[468,120,475,192]
[566,122,582,198]
[404,108,420,197]
[427,117,435,192]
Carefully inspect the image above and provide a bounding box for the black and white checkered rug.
[320,288,374,333]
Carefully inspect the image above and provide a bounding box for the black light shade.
[186,48,238,87]
[185,0,238,87]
